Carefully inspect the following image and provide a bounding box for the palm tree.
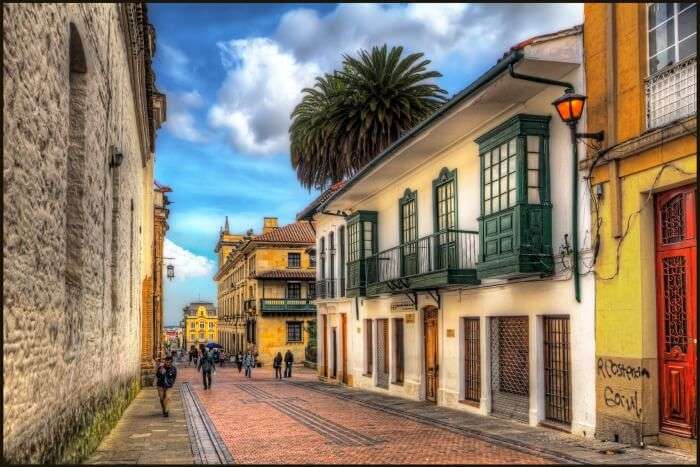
[290,45,448,190]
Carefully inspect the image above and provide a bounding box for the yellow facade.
[213,218,316,365]
[184,305,219,347]
[584,3,696,449]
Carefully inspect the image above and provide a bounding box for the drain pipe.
[507,63,581,302]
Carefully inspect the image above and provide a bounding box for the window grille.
[543,317,571,425]
[288,252,301,268]
[646,56,697,129]
[287,321,302,342]
[464,318,480,403]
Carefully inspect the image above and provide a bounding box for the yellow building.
[584,3,696,450]
[183,302,219,349]
[213,217,316,365]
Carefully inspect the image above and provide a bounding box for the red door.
[655,184,696,438]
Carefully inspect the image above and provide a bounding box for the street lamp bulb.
[552,90,587,125]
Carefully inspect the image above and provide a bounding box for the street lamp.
[166,263,175,280]
[551,89,604,303]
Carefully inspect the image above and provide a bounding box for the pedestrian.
[198,349,215,390]
[236,352,243,373]
[273,352,283,379]
[156,356,177,417]
[284,349,294,378]
[192,348,199,369]
[243,351,254,378]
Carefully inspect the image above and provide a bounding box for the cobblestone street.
[90,363,697,464]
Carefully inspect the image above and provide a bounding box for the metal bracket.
[425,289,441,309]
[401,291,417,310]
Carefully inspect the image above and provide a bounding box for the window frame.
[286,281,301,299]
[399,189,418,245]
[287,321,303,343]
[647,3,697,77]
[287,252,301,269]
[475,114,551,218]
[432,168,458,233]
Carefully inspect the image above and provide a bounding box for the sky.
[150,3,583,326]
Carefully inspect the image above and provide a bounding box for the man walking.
[284,349,294,378]
[273,352,283,379]
[198,349,215,390]
[156,356,177,417]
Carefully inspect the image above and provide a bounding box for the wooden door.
[322,315,328,378]
[655,185,696,438]
[424,308,439,402]
[341,314,348,384]
[331,328,337,379]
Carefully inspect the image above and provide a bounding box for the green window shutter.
[399,189,418,276]
[475,114,553,279]
[345,211,377,296]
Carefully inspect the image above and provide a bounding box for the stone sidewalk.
[288,379,696,465]
[86,383,194,464]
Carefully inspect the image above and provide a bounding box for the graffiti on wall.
[597,358,650,380]
[598,358,650,419]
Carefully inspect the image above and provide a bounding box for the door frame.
[341,313,348,384]
[322,314,328,378]
[423,306,439,403]
[654,184,697,438]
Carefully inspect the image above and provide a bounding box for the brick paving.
[89,363,696,464]
[181,365,553,464]
[87,382,194,464]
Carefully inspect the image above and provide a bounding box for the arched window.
[65,23,87,360]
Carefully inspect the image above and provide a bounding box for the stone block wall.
[3,3,152,462]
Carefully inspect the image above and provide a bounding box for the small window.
[190,322,195,329]
[347,223,360,262]
[288,252,301,268]
[365,319,373,375]
[287,282,301,299]
[200,323,205,329]
[209,322,214,328]
[308,282,316,300]
[287,321,303,342]
[310,251,317,267]
[434,168,457,231]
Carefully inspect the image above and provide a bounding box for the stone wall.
[3,4,155,462]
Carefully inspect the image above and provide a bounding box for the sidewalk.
[288,379,696,465]
[86,382,194,464]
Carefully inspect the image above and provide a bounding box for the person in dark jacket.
[284,349,294,378]
[156,356,177,417]
[243,351,254,378]
[273,352,283,379]
[236,352,243,373]
[198,349,215,390]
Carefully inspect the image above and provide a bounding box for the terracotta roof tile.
[253,220,315,243]
[255,270,316,280]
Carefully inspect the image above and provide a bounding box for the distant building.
[183,302,218,349]
[213,217,316,365]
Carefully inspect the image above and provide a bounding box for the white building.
[298,26,596,437]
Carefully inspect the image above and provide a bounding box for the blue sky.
[150,3,583,326]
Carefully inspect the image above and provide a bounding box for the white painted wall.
[309,35,596,438]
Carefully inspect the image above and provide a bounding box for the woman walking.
[273,352,283,380]
[243,351,254,378]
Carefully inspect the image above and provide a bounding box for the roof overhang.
[322,31,581,212]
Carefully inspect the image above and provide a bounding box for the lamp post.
[552,91,604,303]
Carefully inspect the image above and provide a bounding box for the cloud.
[159,43,194,84]
[209,38,320,155]
[208,3,582,156]
[164,89,207,143]
[163,238,216,280]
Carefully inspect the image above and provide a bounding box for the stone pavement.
[87,382,194,464]
[288,377,696,465]
[87,364,696,464]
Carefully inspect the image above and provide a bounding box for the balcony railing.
[259,298,316,314]
[314,279,344,300]
[646,55,696,130]
[365,229,479,294]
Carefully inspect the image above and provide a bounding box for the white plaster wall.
[311,49,596,437]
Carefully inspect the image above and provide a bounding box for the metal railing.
[365,229,479,286]
[313,279,344,299]
[646,55,696,130]
[259,298,316,313]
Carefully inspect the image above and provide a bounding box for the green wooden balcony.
[364,229,480,296]
[259,298,316,314]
